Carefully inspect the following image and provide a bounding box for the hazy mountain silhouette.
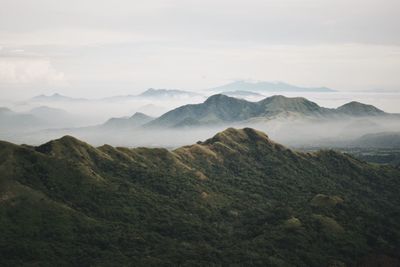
[212,80,335,93]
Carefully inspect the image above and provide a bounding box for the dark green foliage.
[0,128,399,266]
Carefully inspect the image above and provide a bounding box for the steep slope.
[1,128,400,266]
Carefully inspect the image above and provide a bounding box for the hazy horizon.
[1,0,400,147]
[1,0,400,100]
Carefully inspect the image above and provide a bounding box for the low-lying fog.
[1,91,400,149]
[5,115,399,149]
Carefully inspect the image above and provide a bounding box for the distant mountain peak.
[101,112,154,129]
[146,94,389,128]
[130,112,152,119]
[337,101,385,116]
[30,105,68,113]
[31,93,87,102]
[212,80,335,93]
[258,95,325,116]
[138,88,200,98]
[128,112,154,124]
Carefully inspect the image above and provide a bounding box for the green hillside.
[147,94,386,128]
[0,128,399,266]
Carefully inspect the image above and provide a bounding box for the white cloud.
[0,29,158,47]
[0,57,65,85]
[0,0,399,99]
[74,42,400,92]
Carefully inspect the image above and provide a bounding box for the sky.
[0,0,400,98]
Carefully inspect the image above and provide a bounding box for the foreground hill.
[147,94,386,128]
[0,128,399,266]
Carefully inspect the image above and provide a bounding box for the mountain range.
[0,107,41,132]
[1,127,399,266]
[0,106,85,132]
[147,94,386,128]
[2,94,394,149]
[31,89,203,103]
[212,81,336,93]
[30,81,335,103]
[31,93,88,102]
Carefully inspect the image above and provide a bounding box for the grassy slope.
[0,128,399,266]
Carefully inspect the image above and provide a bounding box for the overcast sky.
[0,0,400,98]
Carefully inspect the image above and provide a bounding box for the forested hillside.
[0,128,399,266]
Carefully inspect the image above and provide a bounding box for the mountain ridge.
[147,94,386,128]
[212,80,336,93]
[1,127,400,265]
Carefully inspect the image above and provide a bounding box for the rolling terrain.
[1,128,399,266]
